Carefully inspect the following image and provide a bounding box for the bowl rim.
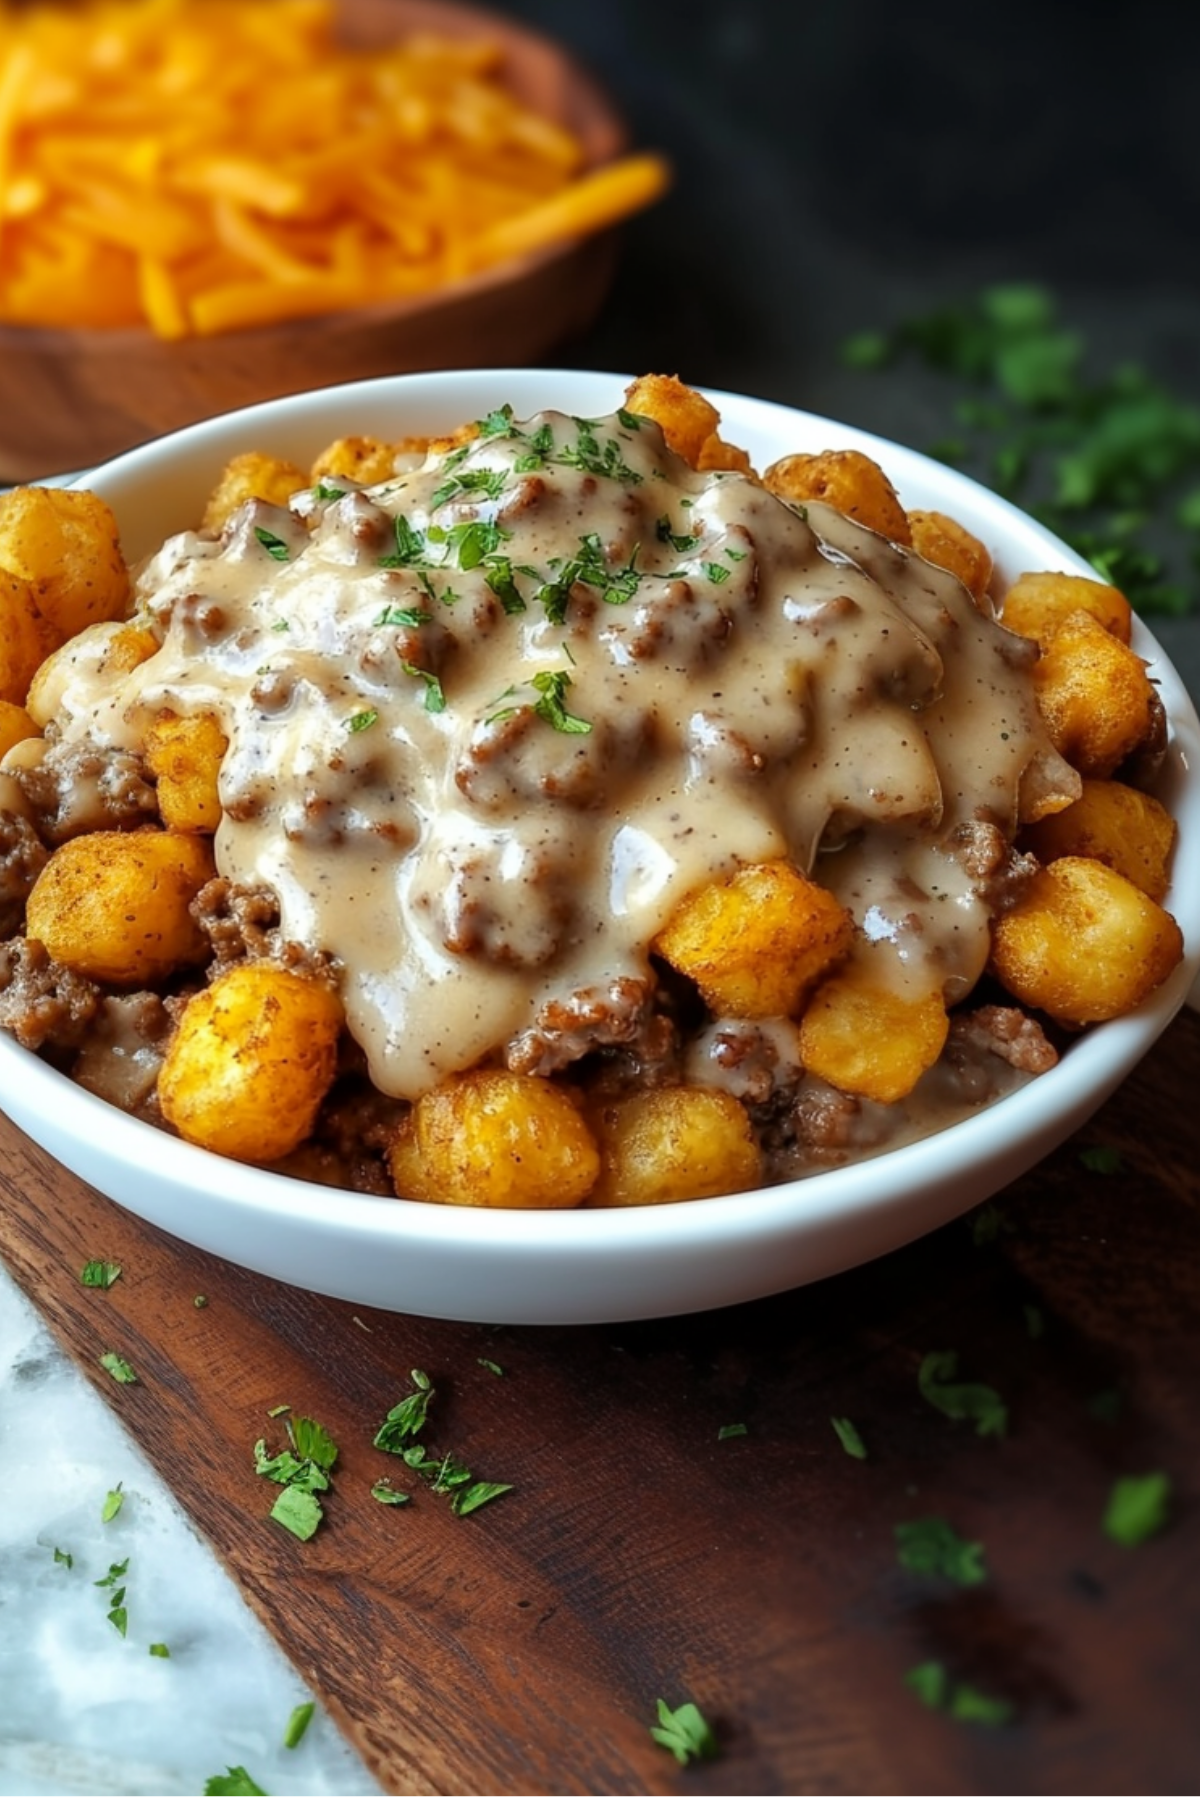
[3,366,1198,1317]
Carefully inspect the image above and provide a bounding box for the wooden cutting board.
[3,1010,1199,1796]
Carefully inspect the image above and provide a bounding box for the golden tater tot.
[25,619,159,729]
[144,710,228,833]
[762,449,913,545]
[696,432,756,475]
[0,487,130,640]
[1021,778,1177,902]
[201,451,310,533]
[0,700,37,760]
[654,860,854,1019]
[989,857,1183,1026]
[1033,609,1158,778]
[798,964,949,1104]
[388,1069,600,1208]
[907,509,993,604]
[587,1086,763,1206]
[0,570,57,705]
[26,830,214,985]
[623,373,721,467]
[1000,570,1132,649]
[309,436,403,486]
[158,961,343,1163]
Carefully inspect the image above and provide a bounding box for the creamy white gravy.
[41,406,1076,1099]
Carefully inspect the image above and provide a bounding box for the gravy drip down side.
[33,407,1076,1099]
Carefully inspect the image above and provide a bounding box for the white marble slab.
[0,1269,382,1798]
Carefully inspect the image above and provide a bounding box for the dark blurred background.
[499,0,1200,694]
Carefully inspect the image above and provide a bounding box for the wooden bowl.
[0,0,627,482]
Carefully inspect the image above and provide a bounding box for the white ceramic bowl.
[3,369,1199,1324]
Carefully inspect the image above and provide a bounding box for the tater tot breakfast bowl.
[0,0,657,483]
[1,368,1198,1325]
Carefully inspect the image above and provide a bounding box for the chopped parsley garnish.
[430,465,508,507]
[478,1359,504,1377]
[270,1486,323,1542]
[968,1201,1014,1247]
[370,1479,411,1506]
[531,669,591,735]
[95,1557,128,1589]
[255,1415,339,1538]
[895,1516,987,1585]
[204,1769,267,1796]
[398,661,447,713]
[904,1661,1013,1726]
[283,1701,315,1749]
[346,708,378,733]
[313,482,346,501]
[483,553,527,614]
[194,1294,209,1309]
[650,1698,719,1765]
[917,1350,1007,1437]
[80,1260,121,1288]
[843,283,1200,614]
[717,1422,748,1441]
[656,515,699,553]
[1102,1471,1172,1545]
[100,1351,137,1384]
[53,1546,73,1569]
[380,513,426,567]
[476,404,520,439]
[373,1368,434,1451]
[102,1485,125,1523]
[374,603,433,628]
[558,416,644,484]
[149,1642,170,1658]
[702,559,732,585]
[1080,1144,1124,1174]
[253,526,292,561]
[95,1558,130,1635]
[830,1416,867,1460]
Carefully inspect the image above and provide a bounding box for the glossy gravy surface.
[43,407,1074,1099]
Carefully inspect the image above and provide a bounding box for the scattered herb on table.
[831,1416,867,1459]
[99,1351,137,1384]
[204,1769,268,1796]
[895,1516,987,1586]
[843,283,1200,616]
[1102,1471,1172,1545]
[967,1201,1014,1248]
[370,1478,411,1506]
[283,1701,315,1749]
[904,1660,1014,1726]
[717,1422,748,1440]
[80,1259,121,1288]
[373,1370,513,1516]
[52,1546,73,1569]
[254,1414,339,1540]
[95,1557,130,1636]
[149,1642,170,1658]
[101,1484,124,1523]
[477,1358,504,1377]
[1079,1144,1124,1174]
[650,1697,719,1765]
[917,1349,1008,1438]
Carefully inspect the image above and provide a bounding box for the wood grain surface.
[2,1009,1199,1796]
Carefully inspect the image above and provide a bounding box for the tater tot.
[201,451,310,533]
[1033,609,1158,777]
[0,487,130,639]
[798,964,949,1104]
[26,830,214,985]
[0,700,37,759]
[1000,570,1132,649]
[989,857,1183,1026]
[762,449,913,544]
[587,1086,762,1206]
[0,571,57,705]
[388,1069,600,1208]
[654,860,854,1018]
[158,961,344,1163]
[1021,778,1177,902]
[309,436,403,485]
[145,710,228,833]
[908,509,993,604]
[623,373,722,467]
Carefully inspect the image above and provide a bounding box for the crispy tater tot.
[1000,570,1132,649]
[388,1069,600,1208]
[762,449,913,544]
[201,451,310,533]
[623,373,721,467]
[907,509,993,604]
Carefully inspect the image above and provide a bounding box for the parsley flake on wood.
[917,1350,1008,1438]
[1080,1144,1124,1174]
[80,1260,121,1288]
[204,1769,268,1796]
[283,1701,315,1749]
[717,1422,748,1440]
[255,1415,338,1537]
[830,1416,867,1459]
[270,1486,323,1542]
[650,1698,719,1765]
[1103,1471,1172,1545]
[895,1516,987,1585]
[373,1368,434,1451]
[100,1351,137,1384]
[373,1370,512,1515]
[370,1478,411,1506]
[904,1660,1013,1726]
